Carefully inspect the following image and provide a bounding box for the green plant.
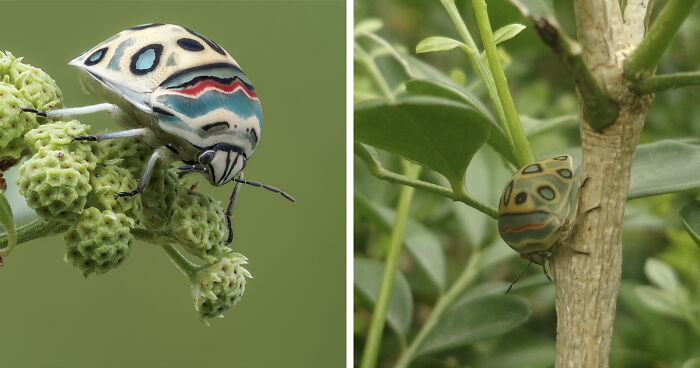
[0,51,251,321]
[355,0,700,367]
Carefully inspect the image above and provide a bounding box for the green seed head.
[0,51,62,110]
[64,207,134,276]
[18,148,91,219]
[140,165,179,230]
[192,252,252,320]
[171,187,228,260]
[0,82,37,161]
[93,135,157,176]
[24,120,96,167]
[86,165,143,221]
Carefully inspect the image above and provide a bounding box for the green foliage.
[355,1,700,367]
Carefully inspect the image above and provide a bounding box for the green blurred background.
[1,1,345,367]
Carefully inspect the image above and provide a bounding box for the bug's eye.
[198,150,216,164]
[515,192,527,204]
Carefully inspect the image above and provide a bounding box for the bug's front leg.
[22,102,119,118]
[73,128,148,142]
[223,176,244,245]
[116,149,163,198]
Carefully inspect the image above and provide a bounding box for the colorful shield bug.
[23,23,294,244]
[498,155,585,290]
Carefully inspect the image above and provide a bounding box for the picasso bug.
[497,155,588,291]
[23,23,294,244]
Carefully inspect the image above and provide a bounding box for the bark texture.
[552,1,652,367]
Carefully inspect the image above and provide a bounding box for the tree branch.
[624,0,700,80]
[634,71,700,94]
[533,19,619,131]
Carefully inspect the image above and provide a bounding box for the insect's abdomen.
[149,64,262,157]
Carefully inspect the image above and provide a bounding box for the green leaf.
[355,96,491,188]
[521,114,578,136]
[354,18,383,35]
[0,191,16,257]
[402,80,516,166]
[355,193,446,290]
[415,294,531,357]
[493,24,526,45]
[683,357,700,368]
[628,140,700,199]
[634,285,684,319]
[416,36,470,54]
[354,257,414,337]
[681,200,700,247]
[644,258,681,293]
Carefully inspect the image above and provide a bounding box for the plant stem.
[471,0,533,166]
[634,71,700,94]
[395,251,482,368]
[0,218,67,250]
[0,192,16,257]
[161,244,199,281]
[360,163,421,368]
[355,142,498,219]
[440,0,510,148]
[624,0,700,79]
[355,42,395,100]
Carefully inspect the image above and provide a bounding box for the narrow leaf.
[416,36,469,54]
[355,96,491,188]
[644,258,680,293]
[354,257,414,337]
[415,294,531,356]
[634,286,684,319]
[493,24,526,44]
[629,140,700,199]
[355,193,446,290]
[681,200,700,247]
[354,18,383,35]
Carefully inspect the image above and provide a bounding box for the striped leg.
[73,128,148,142]
[22,103,118,118]
[116,149,163,198]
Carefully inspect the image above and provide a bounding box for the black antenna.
[234,178,295,202]
[505,261,533,294]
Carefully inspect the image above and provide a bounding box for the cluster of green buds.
[0,51,251,321]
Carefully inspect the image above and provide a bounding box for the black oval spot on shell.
[553,155,569,161]
[84,47,107,66]
[515,192,527,205]
[503,180,513,206]
[185,27,226,55]
[522,163,543,174]
[537,186,556,200]
[177,38,205,52]
[128,23,164,31]
[130,44,163,75]
[558,168,573,179]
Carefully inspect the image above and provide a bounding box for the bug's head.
[196,144,247,186]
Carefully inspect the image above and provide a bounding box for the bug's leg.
[542,262,553,281]
[234,178,296,203]
[73,128,148,142]
[116,149,163,198]
[505,261,533,295]
[22,103,118,118]
[223,177,244,245]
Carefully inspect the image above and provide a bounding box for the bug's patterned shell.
[497,155,578,263]
[69,23,261,157]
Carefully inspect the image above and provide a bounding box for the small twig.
[355,142,498,219]
[624,0,700,80]
[634,71,700,94]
